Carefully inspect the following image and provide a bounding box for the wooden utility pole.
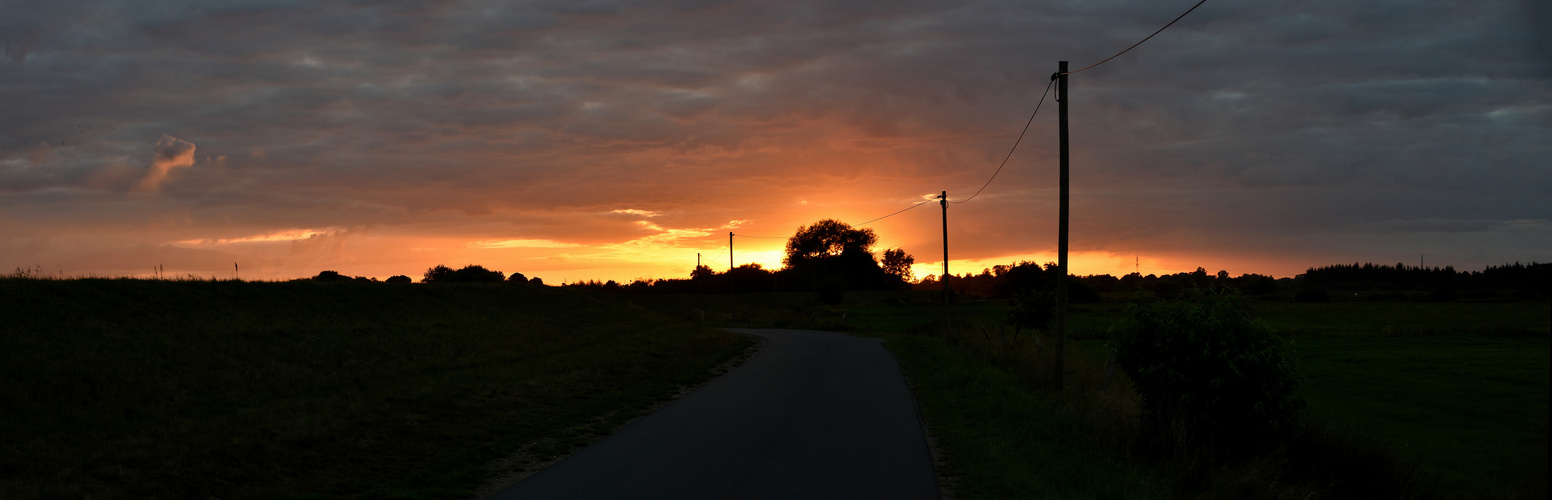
[940,191,950,327]
[1055,61,1070,390]
[697,253,702,294]
[729,232,735,293]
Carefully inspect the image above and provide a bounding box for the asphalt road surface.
[488,328,939,500]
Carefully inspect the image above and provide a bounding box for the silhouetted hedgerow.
[1109,291,1304,458]
[422,264,505,283]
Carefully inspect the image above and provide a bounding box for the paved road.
[488,328,938,500]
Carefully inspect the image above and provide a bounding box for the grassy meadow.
[636,290,1550,499]
[0,278,750,499]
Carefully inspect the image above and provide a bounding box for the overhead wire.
[950,0,1207,205]
[951,79,1055,205]
[695,0,1208,261]
[1057,0,1208,77]
[856,198,936,226]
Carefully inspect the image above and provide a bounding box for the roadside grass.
[881,331,1167,499]
[0,278,750,499]
[640,290,1549,499]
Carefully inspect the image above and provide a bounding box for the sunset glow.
[2,1,1547,283]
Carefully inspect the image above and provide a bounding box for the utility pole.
[729,232,735,293]
[940,191,950,328]
[1054,60,1070,391]
[697,253,702,294]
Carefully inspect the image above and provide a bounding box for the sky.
[2,0,1549,284]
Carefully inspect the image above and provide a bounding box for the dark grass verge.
[0,278,751,499]
[877,332,1169,499]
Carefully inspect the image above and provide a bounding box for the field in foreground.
[0,279,749,499]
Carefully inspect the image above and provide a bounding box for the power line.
[700,2,1207,265]
[1058,0,1208,77]
[856,198,935,226]
[951,79,1056,205]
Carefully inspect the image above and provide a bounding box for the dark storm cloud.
[1,0,1546,279]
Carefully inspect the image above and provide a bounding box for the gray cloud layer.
[1,0,1547,279]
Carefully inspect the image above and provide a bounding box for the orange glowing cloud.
[140,135,195,191]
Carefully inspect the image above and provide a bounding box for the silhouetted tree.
[386,275,412,284]
[507,272,527,283]
[783,219,877,266]
[422,265,455,283]
[881,248,915,284]
[422,264,505,283]
[783,219,889,291]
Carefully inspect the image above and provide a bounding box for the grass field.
[0,278,750,499]
[640,290,1550,499]
[7,279,1543,499]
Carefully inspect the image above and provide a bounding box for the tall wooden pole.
[729,232,735,293]
[940,191,951,328]
[1055,60,1070,390]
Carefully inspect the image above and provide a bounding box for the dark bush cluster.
[421,264,504,283]
[310,270,375,282]
[1109,291,1304,456]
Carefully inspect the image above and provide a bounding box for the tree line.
[305,265,545,285]
[1300,261,1548,293]
[567,219,915,298]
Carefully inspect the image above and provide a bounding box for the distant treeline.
[294,260,1548,301]
[914,262,1283,301]
[1300,261,1548,293]
[304,264,545,285]
[563,262,911,296]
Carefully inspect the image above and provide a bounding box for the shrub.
[507,272,527,283]
[1108,291,1304,456]
[312,270,354,282]
[385,275,412,284]
[1066,277,1102,303]
[1006,291,1055,333]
